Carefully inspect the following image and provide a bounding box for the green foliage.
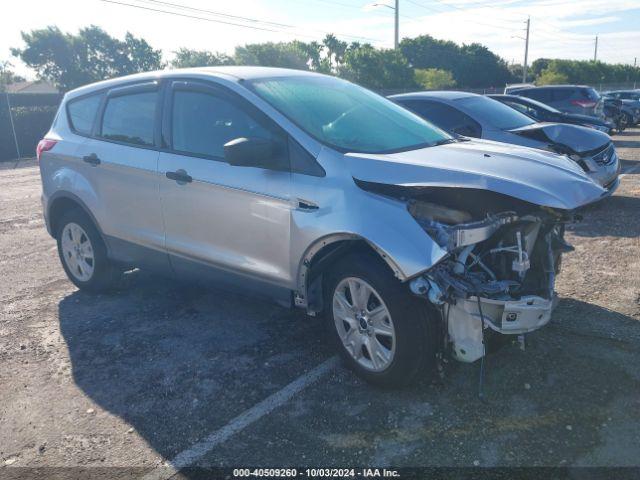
[400,35,514,88]
[11,26,163,91]
[234,42,310,70]
[338,45,415,90]
[536,67,569,85]
[414,68,456,89]
[533,58,640,85]
[0,61,26,91]
[171,48,235,68]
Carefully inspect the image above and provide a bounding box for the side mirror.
[223,137,275,169]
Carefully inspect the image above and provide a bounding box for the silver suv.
[39,67,606,387]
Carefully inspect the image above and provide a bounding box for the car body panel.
[347,138,606,210]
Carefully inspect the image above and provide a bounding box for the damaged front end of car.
[361,182,578,363]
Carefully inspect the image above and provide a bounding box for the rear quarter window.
[521,89,553,103]
[552,89,573,101]
[67,93,103,135]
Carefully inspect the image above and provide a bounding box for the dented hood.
[508,122,610,155]
[347,138,606,210]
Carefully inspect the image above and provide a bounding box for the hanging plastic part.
[476,295,488,402]
[512,231,530,278]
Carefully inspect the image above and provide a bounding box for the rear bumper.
[41,193,54,237]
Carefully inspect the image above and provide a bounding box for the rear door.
[158,80,293,298]
[73,82,167,266]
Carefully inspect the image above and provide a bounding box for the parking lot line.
[620,162,640,178]
[140,356,340,480]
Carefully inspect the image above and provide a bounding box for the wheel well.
[49,197,89,236]
[299,238,397,315]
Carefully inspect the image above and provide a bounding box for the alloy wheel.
[332,277,396,372]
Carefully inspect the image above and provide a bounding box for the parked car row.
[390,91,620,192]
[38,67,619,387]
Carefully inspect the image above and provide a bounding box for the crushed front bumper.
[447,294,557,363]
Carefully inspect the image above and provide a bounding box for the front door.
[158,80,292,299]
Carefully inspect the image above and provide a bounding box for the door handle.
[295,198,319,211]
[82,153,101,166]
[165,169,193,184]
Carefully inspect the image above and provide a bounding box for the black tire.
[56,208,120,293]
[324,253,437,388]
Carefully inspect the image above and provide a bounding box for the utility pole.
[394,0,399,49]
[593,35,598,62]
[522,16,530,83]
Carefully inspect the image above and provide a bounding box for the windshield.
[247,75,452,154]
[457,95,535,130]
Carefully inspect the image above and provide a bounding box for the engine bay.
[398,186,576,363]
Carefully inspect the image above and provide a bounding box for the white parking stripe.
[141,356,340,480]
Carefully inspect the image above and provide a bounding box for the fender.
[47,190,104,237]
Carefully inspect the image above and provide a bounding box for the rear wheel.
[56,209,120,292]
[324,254,436,387]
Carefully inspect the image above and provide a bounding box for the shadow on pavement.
[58,270,331,469]
[58,267,640,469]
[196,297,640,467]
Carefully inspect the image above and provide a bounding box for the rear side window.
[521,89,553,103]
[100,92,157,146]
[67,94,103,135]
[553,89,573,101]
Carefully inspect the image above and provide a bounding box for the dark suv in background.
[511,85,603,118]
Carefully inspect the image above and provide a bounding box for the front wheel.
[324,254,436,387]
[56,209,120,292]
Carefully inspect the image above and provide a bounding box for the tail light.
[36,138,57,161]
[571,99,597,109]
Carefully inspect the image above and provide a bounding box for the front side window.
[400,100,481,137]
[67,93,103,135]
[504,100,538,119]
[457,96,534,130]
[100,92,157,146]
[248,75,451,154]
[171,90,278,159]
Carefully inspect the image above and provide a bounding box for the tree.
[11,26,163,91]
[536,67,569,85]
[339,44,415,90]
[400,35,514,88]
[322,34,348,72]
[171,48,235,68]
[414,68,456,89]
[234,42,310,70]
[0,61,26,91]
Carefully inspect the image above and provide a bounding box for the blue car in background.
[509,85,604,118]
[489,94,614,135]
[391,91,620,194]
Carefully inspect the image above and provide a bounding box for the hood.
[561,112,609,126]
[347,138,606,210]
[508,122,610,155]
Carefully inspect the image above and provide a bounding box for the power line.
[99,0,382,42]
[404,0,521,33]
[140,0,294,27]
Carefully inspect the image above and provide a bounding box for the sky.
[2,0,639,79]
